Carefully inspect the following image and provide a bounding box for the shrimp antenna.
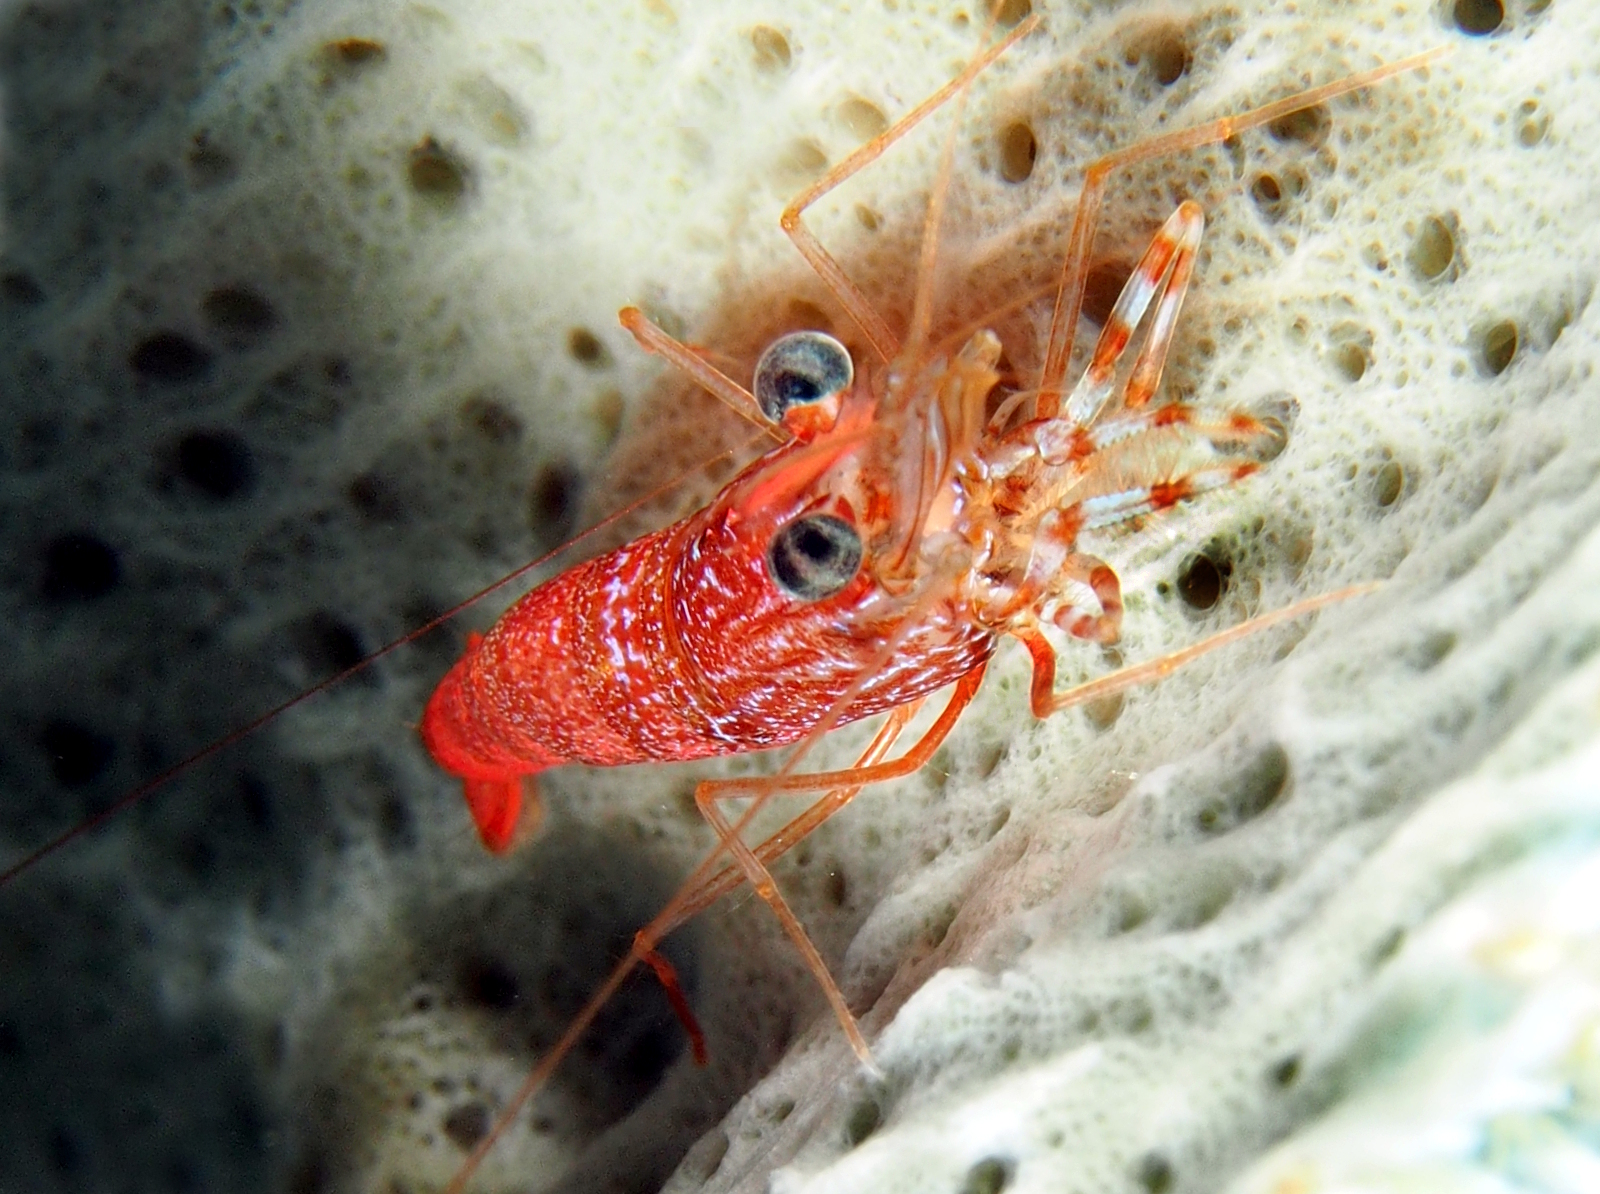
[904,0,1019,360]
[0,435,769,887]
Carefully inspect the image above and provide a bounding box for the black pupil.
[768,514,861,601]
[776,370,823,407]
[795,523,831,561]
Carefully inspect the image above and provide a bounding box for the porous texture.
[1,1,1596,1192]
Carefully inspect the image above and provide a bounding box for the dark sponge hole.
[529,461,579,540]
[287,1150,331,1194]
[960,1156,1015,1194]
[1177,549,1231,611]
[176,429,258,501]
[994,0,1031,27]
[1082,259,1133,327]
[1135,1153,1173,1194]
[613,1016,680,1086]
[1371,458,1404,509]
[1452,0,1504,36]
[323,356,354,386]
[1478,319,1518,376]
[441,1101,491,1150]
[566,327,609,367]
[201,285,278,339]
[459,395,523,443]
[997,120,1037,184]
[1332,337,1372,383]
[459,955,522,1010]
[1267,104,1330,148]
[39,719,115,787]
[1409,215,1459,282]
[844,1096,882,1147]
[1250,172,1283,217]
[327,36,386,65]
[749,25,791,73]
[1250,167,1306,225]
[130,331,213,383]
[1197,742,1291,834]
[347,470,409,524]
[1128,24,1191,86]
[2,270,45,305]
[42,532,121,600]
[408,136,469,200]
[289,612,369,683]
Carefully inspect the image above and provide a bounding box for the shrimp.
[0,10,1443,1192]
[423,14,1444,1189]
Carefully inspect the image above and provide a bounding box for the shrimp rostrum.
[422,17,1435,1183]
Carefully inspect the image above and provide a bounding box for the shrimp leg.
[690,666,988,1066]
[617,305,779,435]
[1036,47,1449,414]
[1013,582,1380,718]
[666,582,1380,1084]
[623,699,928,1060]
[664,698,927,931]
[444,688,958,1194]
[781,14,1041,361]
[1062,200,1204,428]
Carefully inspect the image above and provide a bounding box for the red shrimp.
[0,11,1444,1191]
[422,17,1445,1188]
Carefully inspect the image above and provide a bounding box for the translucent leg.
[1050,552,1125,645]
[780,16,1040,362]
[618,305,779,436]
[1013,583,1380,719]
[691,667,986,1066]
[442,667,984,1194]
[1074,461,1264,530]
[1081,401,1277,458]
[1036,48,1448,415]
[661,699,924,935]
[1063,201,1204,428]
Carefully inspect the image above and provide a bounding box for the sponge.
[1,1,1595,1192]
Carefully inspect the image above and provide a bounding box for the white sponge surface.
[2,1,1598,1192]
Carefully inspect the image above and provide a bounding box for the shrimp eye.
[767,513,862,601]
[753,331,853,431]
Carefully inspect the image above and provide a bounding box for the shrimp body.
[424,202,1265,854]
[421,372,1001,851]
[421,23,1433,871]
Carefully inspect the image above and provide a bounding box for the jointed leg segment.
[690,666,986,1065]
[1036,47,1449,415]
[780,15,1041,363]
[618,306,781,436]
[440,674,979,1193]
[1014,582,1380,719]
[1062,201,1204,428]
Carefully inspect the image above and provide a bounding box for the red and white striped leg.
[1076,461,1263,530]
[1063,201,1205,428]
[1018,509,1126,644]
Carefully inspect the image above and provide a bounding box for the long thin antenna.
[0,436,767,887]
[902,1,1014,361]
